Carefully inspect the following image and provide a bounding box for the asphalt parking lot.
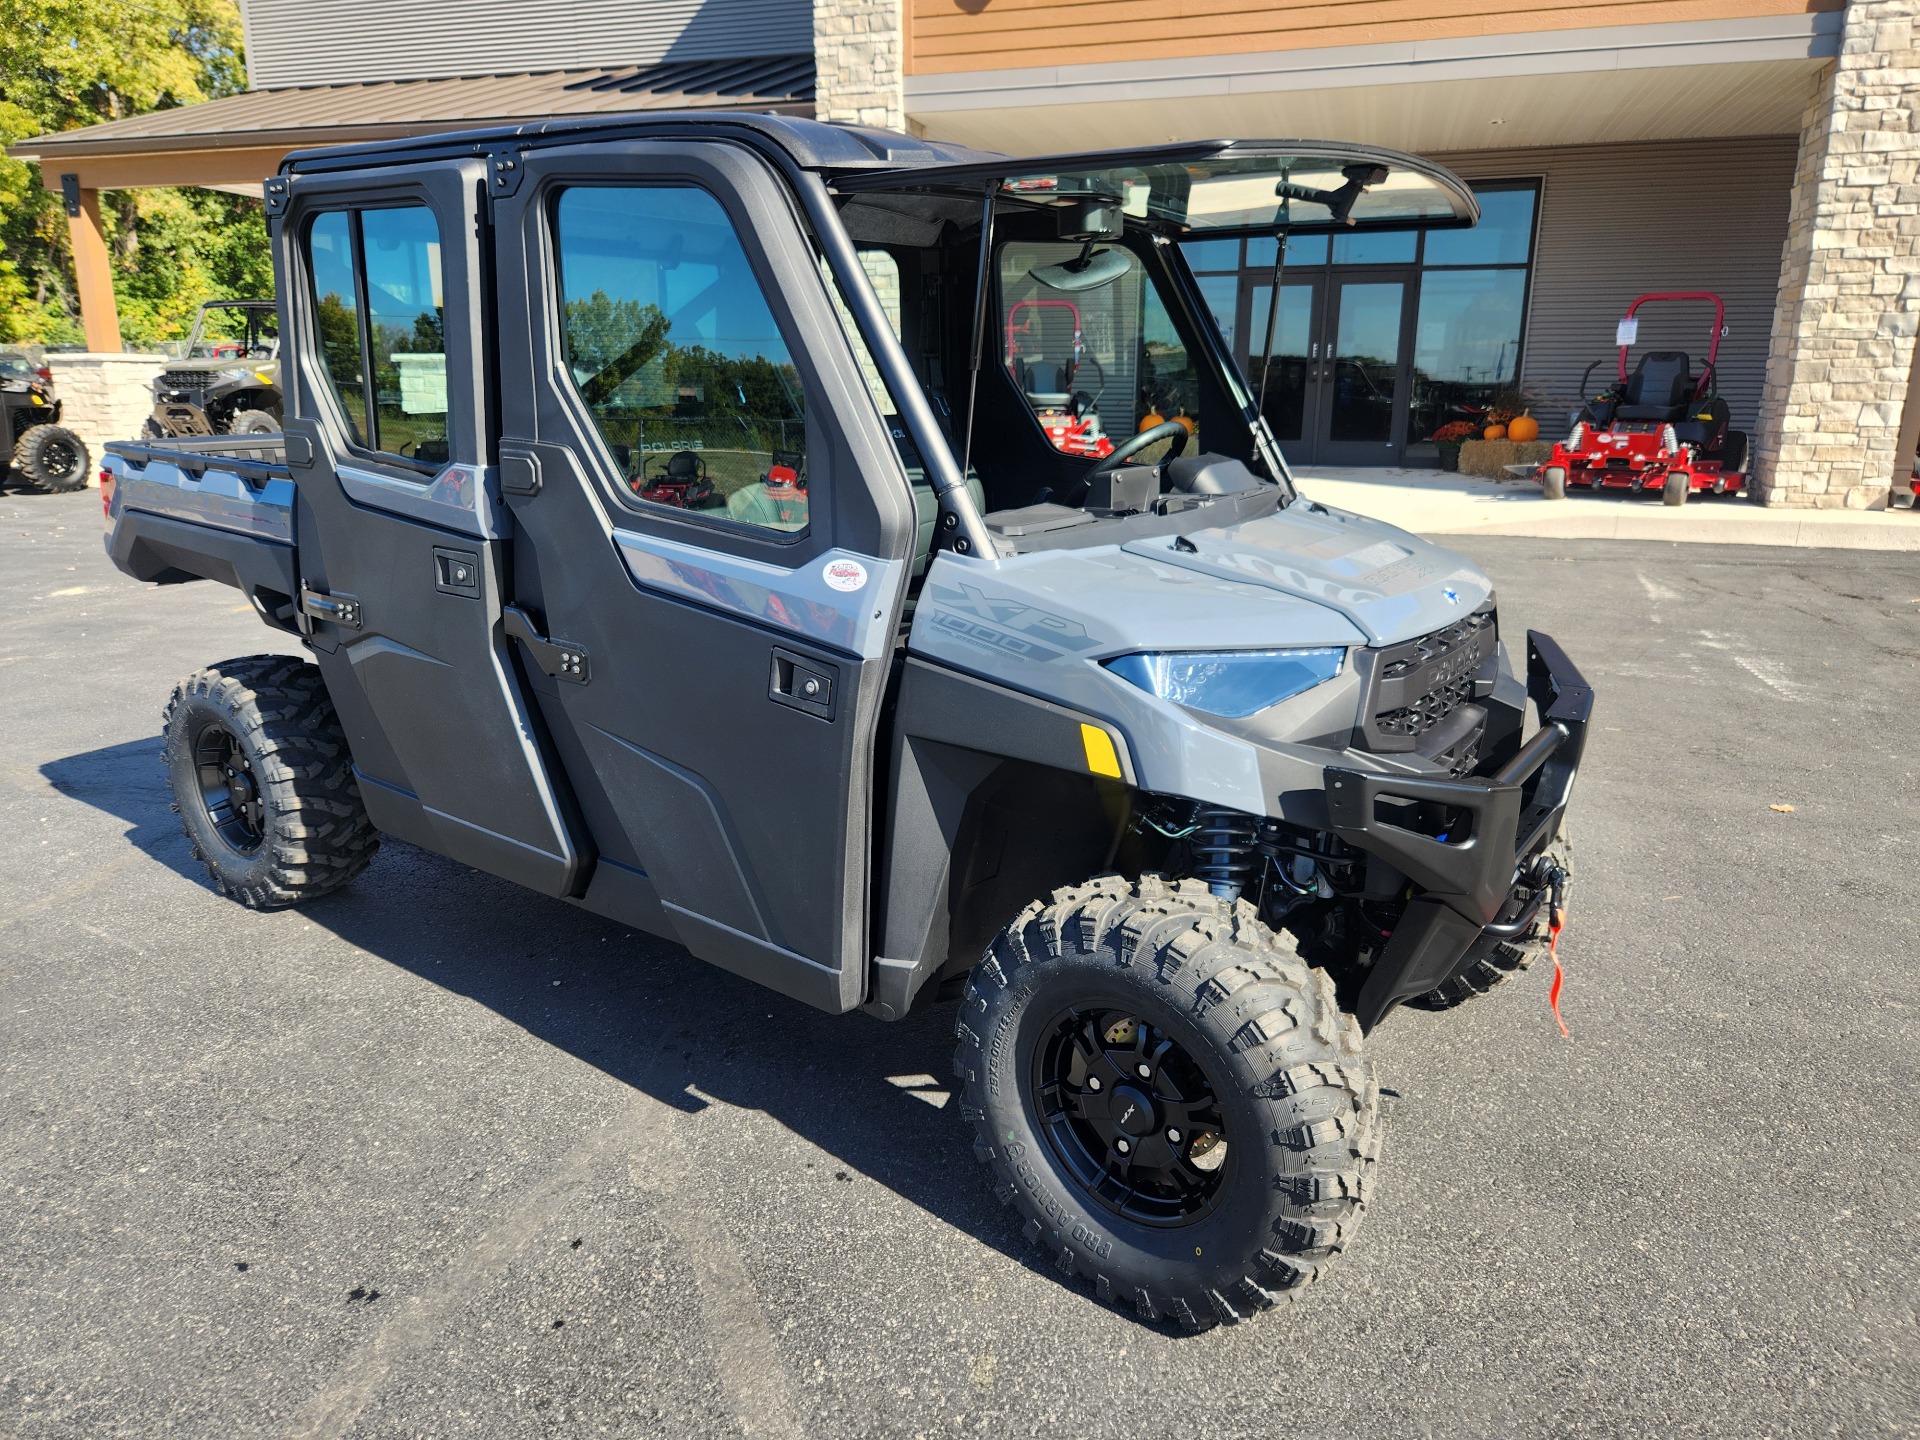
[2,486,1916,1439]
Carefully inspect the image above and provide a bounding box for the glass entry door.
[1245,278,1325,459]
[1238,272,1413,467]
[1318,276,1409,465]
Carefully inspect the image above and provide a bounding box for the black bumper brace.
[1326,631,1593,1030]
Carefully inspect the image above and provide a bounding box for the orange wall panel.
[908,0,1838,75]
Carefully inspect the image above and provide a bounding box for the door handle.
[769,646,836,721]
[503,605,590,683]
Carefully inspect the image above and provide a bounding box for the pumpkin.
[1170,414,1197,436]
[1138,411,1165,432]
[1483,423,1507,441]
[1508,414,1540,443]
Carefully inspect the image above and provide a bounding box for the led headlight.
[218,366,256,384]
[1104,647,1345,719]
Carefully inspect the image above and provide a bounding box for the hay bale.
[1458,438,1552,479]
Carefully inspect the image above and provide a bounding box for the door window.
[553,185,810,535]
[303,206,449,466]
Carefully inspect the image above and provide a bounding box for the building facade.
[817,0,1920,508]
[15,0,1918,505]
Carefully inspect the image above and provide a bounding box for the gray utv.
[100,116,1588,1330]
[146,299,283,438]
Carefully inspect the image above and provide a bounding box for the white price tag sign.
[1615,317,1639,347]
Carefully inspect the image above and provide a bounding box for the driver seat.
[1616,351,1694,422]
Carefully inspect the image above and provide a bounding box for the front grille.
[161,371,209,393]
[1356,606,1497,765]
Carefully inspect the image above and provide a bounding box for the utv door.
[491,141,918,1010]
[274,161,584,894]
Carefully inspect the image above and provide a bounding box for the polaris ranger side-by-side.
[146,299,284,439]
[101,116,1589,1330]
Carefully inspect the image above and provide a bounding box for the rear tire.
[13,423,90,492]
[956,875,1379,1330]
[1663,473,1689,506]
[162,655,378,909]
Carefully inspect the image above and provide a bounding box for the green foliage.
[0,0,271,346]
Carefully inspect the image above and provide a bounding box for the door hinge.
[486,147,527,199]
[300,586,361,629]
[503,605,589,683]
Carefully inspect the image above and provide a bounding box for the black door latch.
[770,646,836,720]
[503,605,589,684]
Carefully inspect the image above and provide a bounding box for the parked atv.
[1537,291,1747,506]
[146,299,282,439]
[101,119,1590,1329]
[2,346,90,492]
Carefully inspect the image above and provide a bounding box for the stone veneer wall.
[1756,0,1920,509]
[41,353,165,479]
[814,0,905,130]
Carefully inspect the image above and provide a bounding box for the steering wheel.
[1089,419,1190,476]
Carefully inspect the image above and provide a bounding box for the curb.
[1414,510,1920,550]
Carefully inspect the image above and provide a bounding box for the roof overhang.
[7,56,815,193]
[906,13,1843,154]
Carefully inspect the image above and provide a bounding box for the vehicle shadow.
[41,740,1081,1299]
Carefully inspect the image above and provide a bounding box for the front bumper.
[1325,630,1592,1028]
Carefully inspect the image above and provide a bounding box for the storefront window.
[1331,230,1417,266]
[1423,188,1538,266]
[1406,269,1531,453]
[1175,179,1539,465]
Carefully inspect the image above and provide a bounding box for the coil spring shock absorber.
[1190,805,1260,900]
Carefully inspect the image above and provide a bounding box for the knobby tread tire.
[162,655,377,909]
[955,874,1379,1331]
[13,423,90,492]
[226,409,279,435]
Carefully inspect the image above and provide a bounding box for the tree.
[0,0,269,346]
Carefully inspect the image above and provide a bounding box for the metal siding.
[241,0,814,88]
[1437,136,1798,432]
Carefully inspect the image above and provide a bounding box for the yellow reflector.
[1080,723,1121,778]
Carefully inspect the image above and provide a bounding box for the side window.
[554,185,808,535]
[302,205,449,467]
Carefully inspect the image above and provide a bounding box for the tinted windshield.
[0,352,36,380]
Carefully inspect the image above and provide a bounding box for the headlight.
[217,366,254,383]
[1104,647,1345,718]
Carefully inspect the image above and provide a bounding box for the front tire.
[162,655,378,908]
[1663,473,1690,506]
[956,875,1378,1329]
[14,423,90,492]
[227,408,279,435]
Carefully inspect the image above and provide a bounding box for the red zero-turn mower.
[1005,299,1115,460]
[1538,292,1747,507]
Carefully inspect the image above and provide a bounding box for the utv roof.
[280,113,1476,234]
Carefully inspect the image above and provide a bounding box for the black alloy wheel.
[193,721,266,853]
[1033,1004,1229,1227]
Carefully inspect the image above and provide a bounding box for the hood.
[1122,500,1491,646]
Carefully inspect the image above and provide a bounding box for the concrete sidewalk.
[1294,466,1920,550]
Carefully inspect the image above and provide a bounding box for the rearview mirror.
[1028,246,1131,293]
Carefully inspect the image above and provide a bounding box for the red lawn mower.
[1538,292,1747,506]
[1005,299,1115,461]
